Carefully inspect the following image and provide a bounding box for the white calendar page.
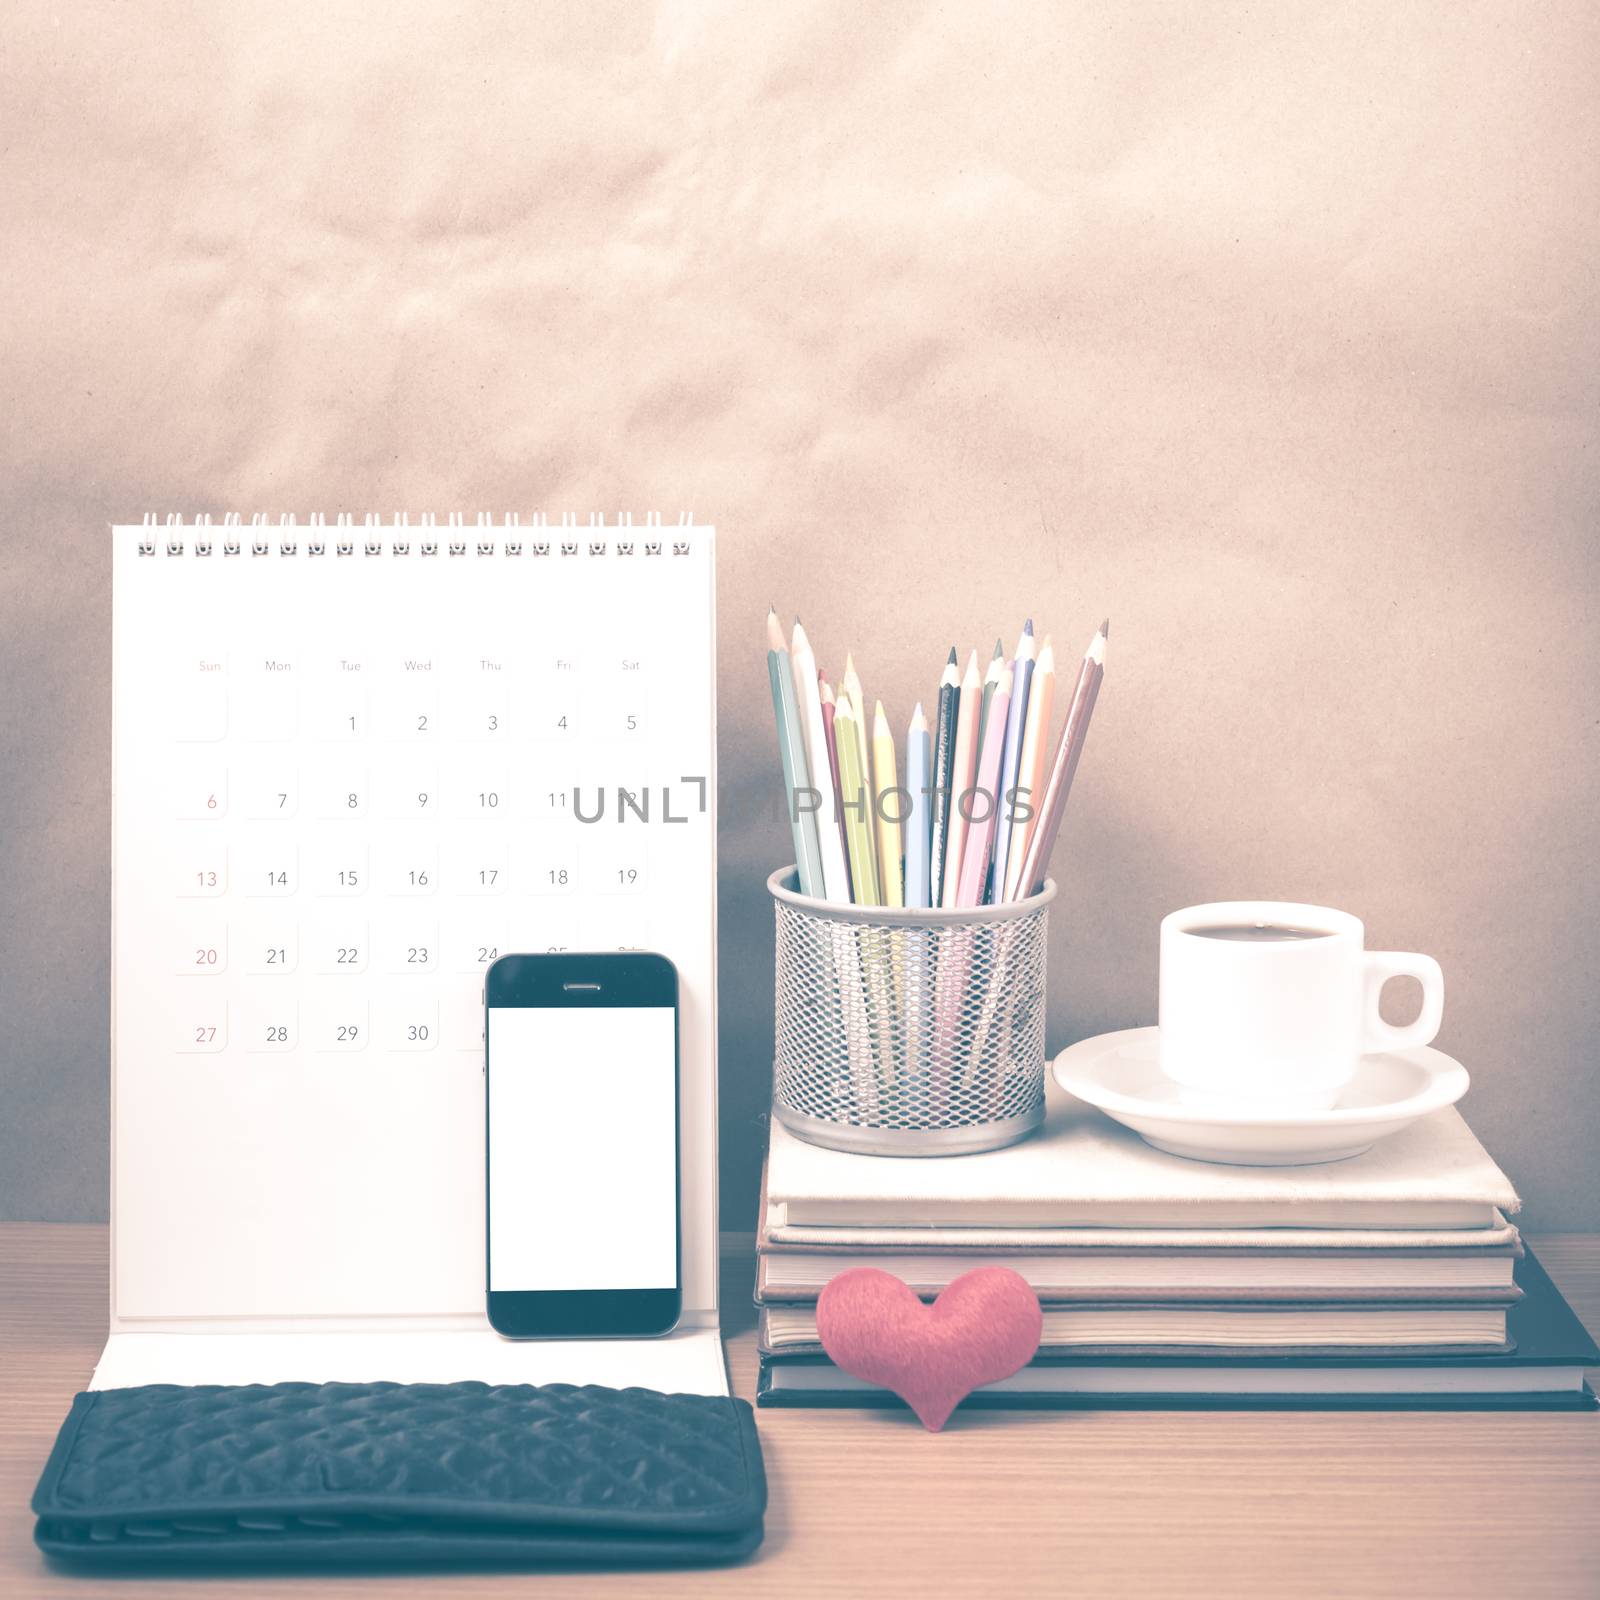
[110,524,717,1335]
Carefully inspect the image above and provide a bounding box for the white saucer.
[1051,1027,1469,1166]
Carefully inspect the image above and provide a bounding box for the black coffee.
[1187,923,1333,942]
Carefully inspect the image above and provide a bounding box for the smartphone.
[484,951,681,1339]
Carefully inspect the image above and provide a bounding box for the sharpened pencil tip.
[1023,618,1034,636]
[991,638,1003,658]
[947,646,958,664]
[1100,618,1110,638]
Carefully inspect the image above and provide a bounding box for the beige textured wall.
[2,2,1596,1227]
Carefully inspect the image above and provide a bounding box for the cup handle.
[1362,951,1444,1054]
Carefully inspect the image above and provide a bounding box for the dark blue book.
[756,1247,1598,1411]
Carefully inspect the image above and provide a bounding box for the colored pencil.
[1002,634,1055,901]
[790,622,851,902]
[939,650,982,909]
[871,700,904,908]
[832,698,880,905]
[988,620,1035,904]
[819,674,856,902]
[1017,620,1108,898]
[955,662,1013,908]
[903,703,932,909]
[840,652,872,809]
[977,638,1003,754]
[768,612,1107,910]
[766,610,826,898]
[927,648,961,905]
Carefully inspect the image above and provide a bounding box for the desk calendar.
[100,520,724,1394]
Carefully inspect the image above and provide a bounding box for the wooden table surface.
[2,1225,1597,1599]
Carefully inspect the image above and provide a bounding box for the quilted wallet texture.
[33,1381,766,1569]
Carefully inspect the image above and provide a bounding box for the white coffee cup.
[1158,901,1444,1111]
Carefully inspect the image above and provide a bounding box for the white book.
[759,1251,1597,1405]
[766,1076,1519,1231]
[759,1302,1511,1354]
[759,1362,1589,1401]
[756,1246,1520,1300]
[762,1214,1522,1253]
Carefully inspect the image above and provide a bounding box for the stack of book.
[756,1081,1598,1410]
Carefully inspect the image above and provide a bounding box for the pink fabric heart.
[815,1266,1044,1431]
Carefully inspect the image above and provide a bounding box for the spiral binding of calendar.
[137,512,700,559]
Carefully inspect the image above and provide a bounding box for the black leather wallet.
[33,1380,766,1569]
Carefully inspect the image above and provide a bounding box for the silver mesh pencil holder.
[769,867,1056,1156]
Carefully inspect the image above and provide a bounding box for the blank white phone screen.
[487,1006,677,1292]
